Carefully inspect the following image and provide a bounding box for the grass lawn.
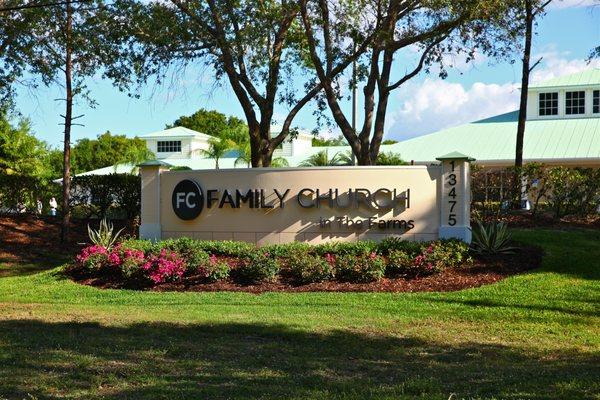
[0,229,598,400]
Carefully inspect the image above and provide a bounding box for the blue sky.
[13,0,600,148]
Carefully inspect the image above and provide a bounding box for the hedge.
[70,237,472,287]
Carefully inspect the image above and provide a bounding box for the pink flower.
[209,254,218,264]
[324,253,336,265]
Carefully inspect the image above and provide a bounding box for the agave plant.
[87,218,124,250]
[470,220,517,255]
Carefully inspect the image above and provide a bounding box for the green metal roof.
[529,68,600,89]
[390,112,600,164]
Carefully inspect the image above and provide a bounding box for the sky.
[12,0,600,148]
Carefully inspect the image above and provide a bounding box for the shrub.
[386,250,415,276]
[410,240,470,276]
[200,255,230,282]
[163,237,211,274]
[109,244,147,280]
[471,220,516,255]
[334,252,385,283]
[437,239,471,268]
[193,240,255,257]
[237,250,280,283]
[76,244,110,272]
[314,241,377,256]
[118,238,156,253]
[288,253,334,284]
[378,237,422,256]
[263,242,312,258]
[142,249,186,284]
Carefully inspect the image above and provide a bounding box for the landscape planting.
[65,234,540,292]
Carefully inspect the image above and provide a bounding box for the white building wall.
[147,137,193,159]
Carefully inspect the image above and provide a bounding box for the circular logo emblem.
[172,179,203,220]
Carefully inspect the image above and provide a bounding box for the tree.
[12,0,114,241]
[168,108,248,143]
[72,131,154,173]
[0,0,46,107]
[300,0,517,165]
[107,0,369,167]
[299,150,349,167]
[513,0,552,206]
[0,112,49,176]
[199,137,233,169]
[234,141,288,168]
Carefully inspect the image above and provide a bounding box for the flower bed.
[65,236,542,293]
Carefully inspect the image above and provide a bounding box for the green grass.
[0,229,599,400]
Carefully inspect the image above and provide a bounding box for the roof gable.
[529,68,600,89]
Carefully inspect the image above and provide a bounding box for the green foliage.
[87,218,124,250]
[387,250,415,276]
[471,220,516,255]
[200,137,234,169]
[202,257,231,282]
[162,237,210,274]
[299,150,351,167]
[287,253,334,284]
[0,114,51,177]
[237,250,281,283]
[168,108,248,143]
[70,174,141,219]
[334,253,386,283]
[119,237,157,254]
[311,135,345,147]
[314,241,378,256]
[190,240,255,257]
[375,152,408,166]
[378,237,422,256]
[72,132,153,174]
[262,242,312,258]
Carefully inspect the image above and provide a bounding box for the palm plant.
[233,142,251,168]
[233,142,288,168]
[200,137,234,169]
[299,150,348,167]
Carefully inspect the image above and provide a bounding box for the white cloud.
[531,51,600,82]
[388,51,600,140]
[388,79,519,140]
[548,0,599,9]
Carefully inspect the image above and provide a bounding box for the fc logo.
[172,179,203,220]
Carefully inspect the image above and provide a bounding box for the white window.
[157,140,182,153]
[538,92,558,116]
[565,91,585,115]
[593,90,599,114]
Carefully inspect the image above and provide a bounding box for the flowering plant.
[76,244,109,272]
[142,249,186,284]
[334,252,385,283]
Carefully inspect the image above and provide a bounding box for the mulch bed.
[69,244,543,294]
[0,214,134,264]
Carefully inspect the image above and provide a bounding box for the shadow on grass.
[0,255,70,278]
[0,320,598,400]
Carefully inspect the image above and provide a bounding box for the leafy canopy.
[72,131,154,174]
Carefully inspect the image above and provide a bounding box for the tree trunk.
[514,0,533,208]
[60,0,73,243]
